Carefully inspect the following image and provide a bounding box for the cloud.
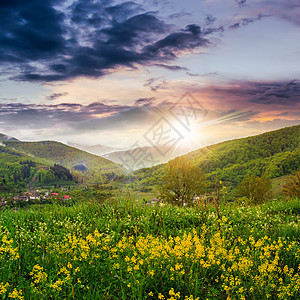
[0,101,131,129]
[228,14,267,30]
[207,80,300,106]
[72,105,158,132]
[235,0,247,8]
[205,14,217,26]
[0,0,217,82]
[142,24,209,58]
[46,92,68,101]
[0,0,66,63]
[236,0,300,26]
[248,80,300,105]
[268,0,300,26]
[144,77,168,92]
[154,64,188,71]
[168,11,192,19]
[134,97,156,106]
[187,71,218,77]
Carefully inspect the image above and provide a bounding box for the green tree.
[282,170,300,199]
[237,174,272,205]
[159,156,206,206]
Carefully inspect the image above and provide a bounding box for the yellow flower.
[8,288,24,300]
[0,282,9,295]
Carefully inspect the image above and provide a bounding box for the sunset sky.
[0,0,299,152]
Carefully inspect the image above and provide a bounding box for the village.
[0,188,71,207]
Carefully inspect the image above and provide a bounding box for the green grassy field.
[1,196,300,299]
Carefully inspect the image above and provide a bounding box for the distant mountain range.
[68,142,123,156]
[69,142,196,170]
[103,144,193,170]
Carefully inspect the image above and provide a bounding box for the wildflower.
[8,288,24,300]
[0,282,9,295]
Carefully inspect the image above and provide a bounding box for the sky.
[0,0,299,154]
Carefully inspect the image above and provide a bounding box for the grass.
[1,197,300,299]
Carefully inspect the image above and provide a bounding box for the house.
[144,198,160,206]
[64,195,70,200]
[51,193,59,197]
[30,191,40,200]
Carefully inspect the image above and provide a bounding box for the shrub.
[237,174,272,204]
[282,170,300,199]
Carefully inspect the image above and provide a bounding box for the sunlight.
[177,121,207,152]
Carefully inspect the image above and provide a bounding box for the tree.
[159,156,206,206]
[237,174,272,205]
[282,170,300,199]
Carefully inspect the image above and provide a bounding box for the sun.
[177,122,207,152]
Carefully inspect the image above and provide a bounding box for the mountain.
[0,133,19,142]
[104,144,196,170]
[103,146,168,170]
[0,145,74,192]
[127,125,300,188]
[3,140,126,184]
[68,142,122,156]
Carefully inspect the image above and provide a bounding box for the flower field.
[1,198,300,299]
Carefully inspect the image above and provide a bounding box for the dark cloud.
[205,14,216,26]
[142,24,209,58]
[46,92,68,101]
[0,0,216,82]
[168,11,192,19]
[235,0,247,8]
[134,97,156,106]
[229,14,267,29]
[210,80,300,106]
[0,0,66,62]
[248,80,300,105]
[144,78,167,92]
[154,64,188,71]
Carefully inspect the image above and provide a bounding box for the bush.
[282,170,300,199]
[237,174,272,204]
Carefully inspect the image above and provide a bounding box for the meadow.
[1,196,300,300]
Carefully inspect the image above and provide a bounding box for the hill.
[104,144,197,170]
[68,142,122,156]
[103,145,169,170]
[0,145,74,193]
[127,125,300,189]
[3,140,126,184]
[0,133,19,142]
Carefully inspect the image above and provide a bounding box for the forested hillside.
[0,146,74,192]
[3,140,125,184]
[128,125,300,188]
